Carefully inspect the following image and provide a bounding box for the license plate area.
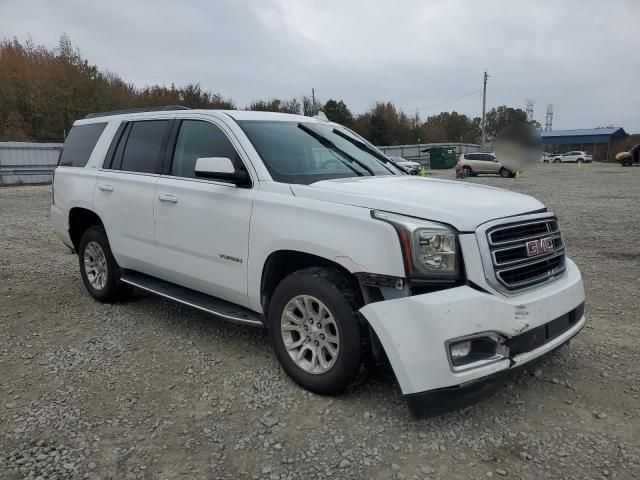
[507,303,584,356]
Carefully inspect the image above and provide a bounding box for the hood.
[290,175,545,232]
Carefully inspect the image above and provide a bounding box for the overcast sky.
[2,0,639,132]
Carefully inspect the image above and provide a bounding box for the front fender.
[247,189,404,311]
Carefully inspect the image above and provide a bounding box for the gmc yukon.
[51,106,586,417]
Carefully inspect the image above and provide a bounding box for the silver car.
[455,152,514,178]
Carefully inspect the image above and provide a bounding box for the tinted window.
[465,153,480,160]
[58,122,107,167]
[171,120,239,178]
[120,120,169,174]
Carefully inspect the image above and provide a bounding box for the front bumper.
[360,258,585,414]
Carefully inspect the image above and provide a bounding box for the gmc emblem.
[526,237,554,257]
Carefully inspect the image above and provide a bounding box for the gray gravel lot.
[1,162,639,480]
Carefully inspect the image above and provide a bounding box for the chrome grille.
[484,216,566,292]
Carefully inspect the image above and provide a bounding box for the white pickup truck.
[51,107,586,417]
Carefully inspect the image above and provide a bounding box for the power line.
[413,88,483,114]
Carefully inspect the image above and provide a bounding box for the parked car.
[540,153,556,163]
[615,144,639,167]
[51,107,586,417]
[455,152,515,177]
[390,156,422,175]
[550,151,593,163]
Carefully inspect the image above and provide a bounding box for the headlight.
[372,210,459,280]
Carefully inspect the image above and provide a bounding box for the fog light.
[449,340,472,360]
[447,334,508,371]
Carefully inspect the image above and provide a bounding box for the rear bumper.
[51,204,73,250]
[360,259,585,414]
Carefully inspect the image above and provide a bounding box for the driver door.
[154,118,256,307]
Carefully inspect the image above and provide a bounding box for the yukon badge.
[525,237,554,257]
[219,254,243,264]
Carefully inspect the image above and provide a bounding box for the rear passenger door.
[153,118,255,307]
[93,118,172,275]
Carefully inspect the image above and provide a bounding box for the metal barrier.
[0,142,62,185]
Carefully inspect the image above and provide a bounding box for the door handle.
[158,194,178,203]
[98,184,114,192]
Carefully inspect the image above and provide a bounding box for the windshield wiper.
[331,128,398,174]
[298,123,375,176]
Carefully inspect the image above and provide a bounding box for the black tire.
[499,167,512,178]
[462,166,473,177]
[543,159,549,163]
[553,158,561,164]
[268,267,363,395]
[622,158,632,167]
[78,225,128,302]
[577,158,584,163]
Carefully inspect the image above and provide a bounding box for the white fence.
[378,142,482,165]
[0,142,62,185]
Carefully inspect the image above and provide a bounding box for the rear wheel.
[499,167,512,178]
[462,166,473,177]
[577,158,584,163]
[268,267,363,395]
[622,157,632,167]
[553,158,561,164]
[78,226,128,302]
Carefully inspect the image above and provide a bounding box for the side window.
[170,120,240,179]
[58,122,107,167]
[119,120,170,174]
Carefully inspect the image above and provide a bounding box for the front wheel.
[268,267,363,395]
[553,158,561,164]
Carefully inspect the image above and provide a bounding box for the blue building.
[541,127,628,162]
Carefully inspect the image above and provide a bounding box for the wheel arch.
[260,249,359,315]
[69,207,104,252]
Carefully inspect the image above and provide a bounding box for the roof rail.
[84,105,190,119]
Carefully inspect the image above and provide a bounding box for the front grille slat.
[485,216,566,292]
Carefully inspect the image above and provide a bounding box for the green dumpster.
[423,147,457,169]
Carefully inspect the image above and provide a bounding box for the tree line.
[0,36,535,145]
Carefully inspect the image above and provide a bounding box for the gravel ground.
[1,162,639,480]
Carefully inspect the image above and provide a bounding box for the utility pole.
[525,99,535,122]
[311,88,316,108]
[544,104,554,131]
[481,70,488,149]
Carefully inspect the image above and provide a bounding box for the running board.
[120,271,264,327]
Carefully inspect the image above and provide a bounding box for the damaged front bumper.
[359,258,585,417]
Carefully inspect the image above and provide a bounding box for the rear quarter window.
[58,122,107,167]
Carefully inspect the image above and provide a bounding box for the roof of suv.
[78,108,325,125]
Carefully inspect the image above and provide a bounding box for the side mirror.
[194,157,250,187]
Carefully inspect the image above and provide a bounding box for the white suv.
[550,151,593,163]
[51,107,586,417]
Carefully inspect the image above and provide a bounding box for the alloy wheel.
[84,241,108,290]
[280,295,340,374]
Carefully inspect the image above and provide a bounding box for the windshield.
[237,121,403,184]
